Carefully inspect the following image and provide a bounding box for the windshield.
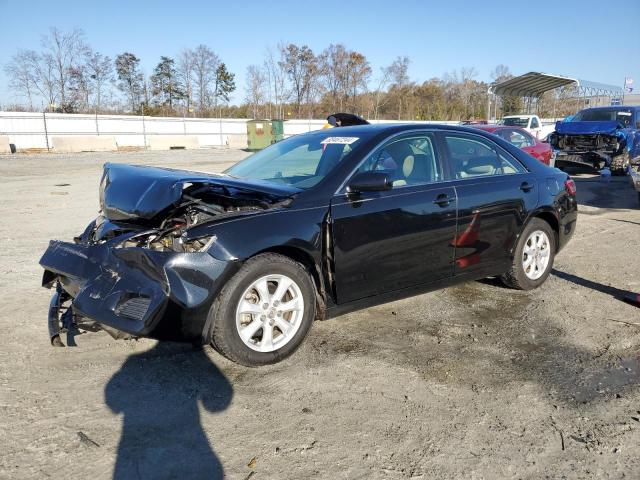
[572,108,634,127]
[225,131,370,189]
[498,117,529,127]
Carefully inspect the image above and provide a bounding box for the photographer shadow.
[105,343,233,479]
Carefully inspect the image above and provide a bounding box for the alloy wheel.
[522,230,551,280]
[235,274,305,352]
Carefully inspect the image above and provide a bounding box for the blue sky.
[0,0,638,106]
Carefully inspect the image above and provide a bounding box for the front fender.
[186,205,329,266]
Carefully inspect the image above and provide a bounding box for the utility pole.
[42,109,50,152]
[219,105,223,147]
[141,113,147,149]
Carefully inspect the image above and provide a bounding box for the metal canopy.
[489,71,624,98]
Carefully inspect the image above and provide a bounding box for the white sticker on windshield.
[321,136,359,145]
[618,112,632,116]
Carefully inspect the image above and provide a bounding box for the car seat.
[458,156,503,178]
[392,153,431,186]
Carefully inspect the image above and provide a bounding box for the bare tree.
[4,49,58,109]
[263,46,288,119]
[191,45,220,113]
[319,44,370,113]
[40,27,88,109]
[388,56,410,118]
[490,64,511,82]
[279,44,318,117]
[4,51,38,109]
[86,52,113,112]
[489,64,520,116]
[245,65,266,118]
[344,51,371,111]
[319,43,349,111]
[177,49,195,114]
[372,65,392,120]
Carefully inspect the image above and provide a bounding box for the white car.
[498,115,555,141]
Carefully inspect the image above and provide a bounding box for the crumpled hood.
[555,120,623,136]
[99,163,299,222]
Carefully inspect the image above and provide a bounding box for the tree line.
[3,28,236,116]
[4,28,581,120]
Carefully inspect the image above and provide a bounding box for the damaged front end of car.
[549,120,635,173]
[40,163,296,346]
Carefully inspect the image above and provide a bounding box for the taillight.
[564,178,576,196]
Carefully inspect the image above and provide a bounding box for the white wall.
[0,112,249,150]
[0,111,557,151]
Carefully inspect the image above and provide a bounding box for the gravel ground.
[0,150,639,480]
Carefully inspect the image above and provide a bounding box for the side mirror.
[347,171,392,193]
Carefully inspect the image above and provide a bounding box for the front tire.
[610,151,630,176]
[501,219,556,290]
[210,253,316,366]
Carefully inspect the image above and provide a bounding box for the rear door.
[439,131,538,276]
[330,132,457,303]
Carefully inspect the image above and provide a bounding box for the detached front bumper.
[554,151,611,170]
[40,240,238,343]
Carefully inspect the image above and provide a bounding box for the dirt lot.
[0,150,639,479]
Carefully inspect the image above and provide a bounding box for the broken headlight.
[117,231,216,253]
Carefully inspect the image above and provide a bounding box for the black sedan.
[40,124,577,366]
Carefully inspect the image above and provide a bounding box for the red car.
[471,125,553,165]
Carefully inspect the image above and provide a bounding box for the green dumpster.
[246,119,285,150]
[271,119,284,142]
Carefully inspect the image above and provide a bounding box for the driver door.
[330,132,458,304]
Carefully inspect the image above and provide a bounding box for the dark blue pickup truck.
[549,106,640,175]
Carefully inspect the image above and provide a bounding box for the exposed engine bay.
[81,162,295,252]
[85,183,283,252]
[550,133,620,155]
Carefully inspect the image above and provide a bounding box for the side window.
[530,117,540,129]
[504,129,535,148]
[357,134,442,187]
[444,134,527,179]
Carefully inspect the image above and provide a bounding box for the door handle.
[433,193,454,207]
[520,182,534,192]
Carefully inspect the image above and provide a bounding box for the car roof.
[305,123,503,136]
[471,125,524,132]
[578,106,640,112]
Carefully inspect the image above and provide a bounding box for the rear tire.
[500,218,556,290]
[209,253,316,367]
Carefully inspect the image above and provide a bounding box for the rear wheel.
[209,253,316,366]
[501,218,556,290]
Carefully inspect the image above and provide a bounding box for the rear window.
[572,108,634,127]
[499,117,529,128]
